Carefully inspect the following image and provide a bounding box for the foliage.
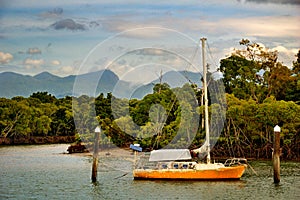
[0,39,299,160]
[286,50,300,103]
[0,93,74,138]
[223,94,300,159]
[220,39,296,103]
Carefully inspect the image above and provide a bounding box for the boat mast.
[201,38,211,164]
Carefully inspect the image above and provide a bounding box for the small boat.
[133,38,247,180]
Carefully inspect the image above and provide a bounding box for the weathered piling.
[92,126,101,183]
[273,125,281,184]
[130,144,142,169]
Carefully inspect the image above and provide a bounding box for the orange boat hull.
[133,165,246,180]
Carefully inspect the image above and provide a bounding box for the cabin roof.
[149,149,192,162]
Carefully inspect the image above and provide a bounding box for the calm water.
[0,144,299,200]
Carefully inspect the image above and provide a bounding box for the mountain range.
[0,70,202,99]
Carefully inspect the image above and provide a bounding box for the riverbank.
[67,147,134,159]
[1,139,299,162]
[0,136,75,145]
[68,147,300,162]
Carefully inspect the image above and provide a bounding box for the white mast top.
[201,38,211,164]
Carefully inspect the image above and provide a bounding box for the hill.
[0,70,202,99]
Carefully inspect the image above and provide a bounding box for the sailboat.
[133,38,247,180]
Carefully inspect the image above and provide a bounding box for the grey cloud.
[40,7,63,18]
[239,0,300,4]
[49,7,63,15]
[89,21,101,28]
[135,48,167,56]
[50,19,86,31]
[27,47,41,55]
[39,8,63,19]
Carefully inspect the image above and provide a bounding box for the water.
[0,144,299,200]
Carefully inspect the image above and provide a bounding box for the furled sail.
[192,140,209,154]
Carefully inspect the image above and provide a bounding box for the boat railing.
[135,153,156,169]
[224,158,247,167]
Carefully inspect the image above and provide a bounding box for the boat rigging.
[132,38,248,180]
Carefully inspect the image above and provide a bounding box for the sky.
[0,0,299,83]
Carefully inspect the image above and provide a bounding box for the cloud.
[39,7,63,18]
[135,48,167,56]
[272,46,299,66]
[23,58,44,68]
[59,66,74,74]
[166,15,300,39]
[241,0,300,5]
[273,46,298,54]
[27,47,41,55]
[102,19,168,38]
[222,16,300,38]
[51,60,60,65]
[122,27,168,38]
[101,14,299,41]
[0,51,13,64]
[223,42,299,67]
[50,19,86,31]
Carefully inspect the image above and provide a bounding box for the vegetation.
[0,39,299,160]
[0,92,75,144]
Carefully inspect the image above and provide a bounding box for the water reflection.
[0,145,299,200]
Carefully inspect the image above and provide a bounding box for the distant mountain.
[0,70,120,99]
[154,70,202,87]
[33,71,61,81]
[0,72,38,98]
[130,71,202,99]
[0,70,202,99]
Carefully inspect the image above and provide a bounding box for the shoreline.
[0,136,75,145]
[66,147,300,162]
[1,142,299,162]
[66,147,135,158]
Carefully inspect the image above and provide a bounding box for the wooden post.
[92,126,101,183]
[134,150,137,169]
[130,144,142,169]
[273,125,281,184]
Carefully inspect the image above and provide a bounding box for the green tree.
[95,93,113,120]
[223,93,300,159]
[0,98,32,138]
[30,91,57,104]
[220,39,294,102]
[220,55,259,100]
[72,95,98,145]
[286,50,300,103]
[51,107,74,136]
